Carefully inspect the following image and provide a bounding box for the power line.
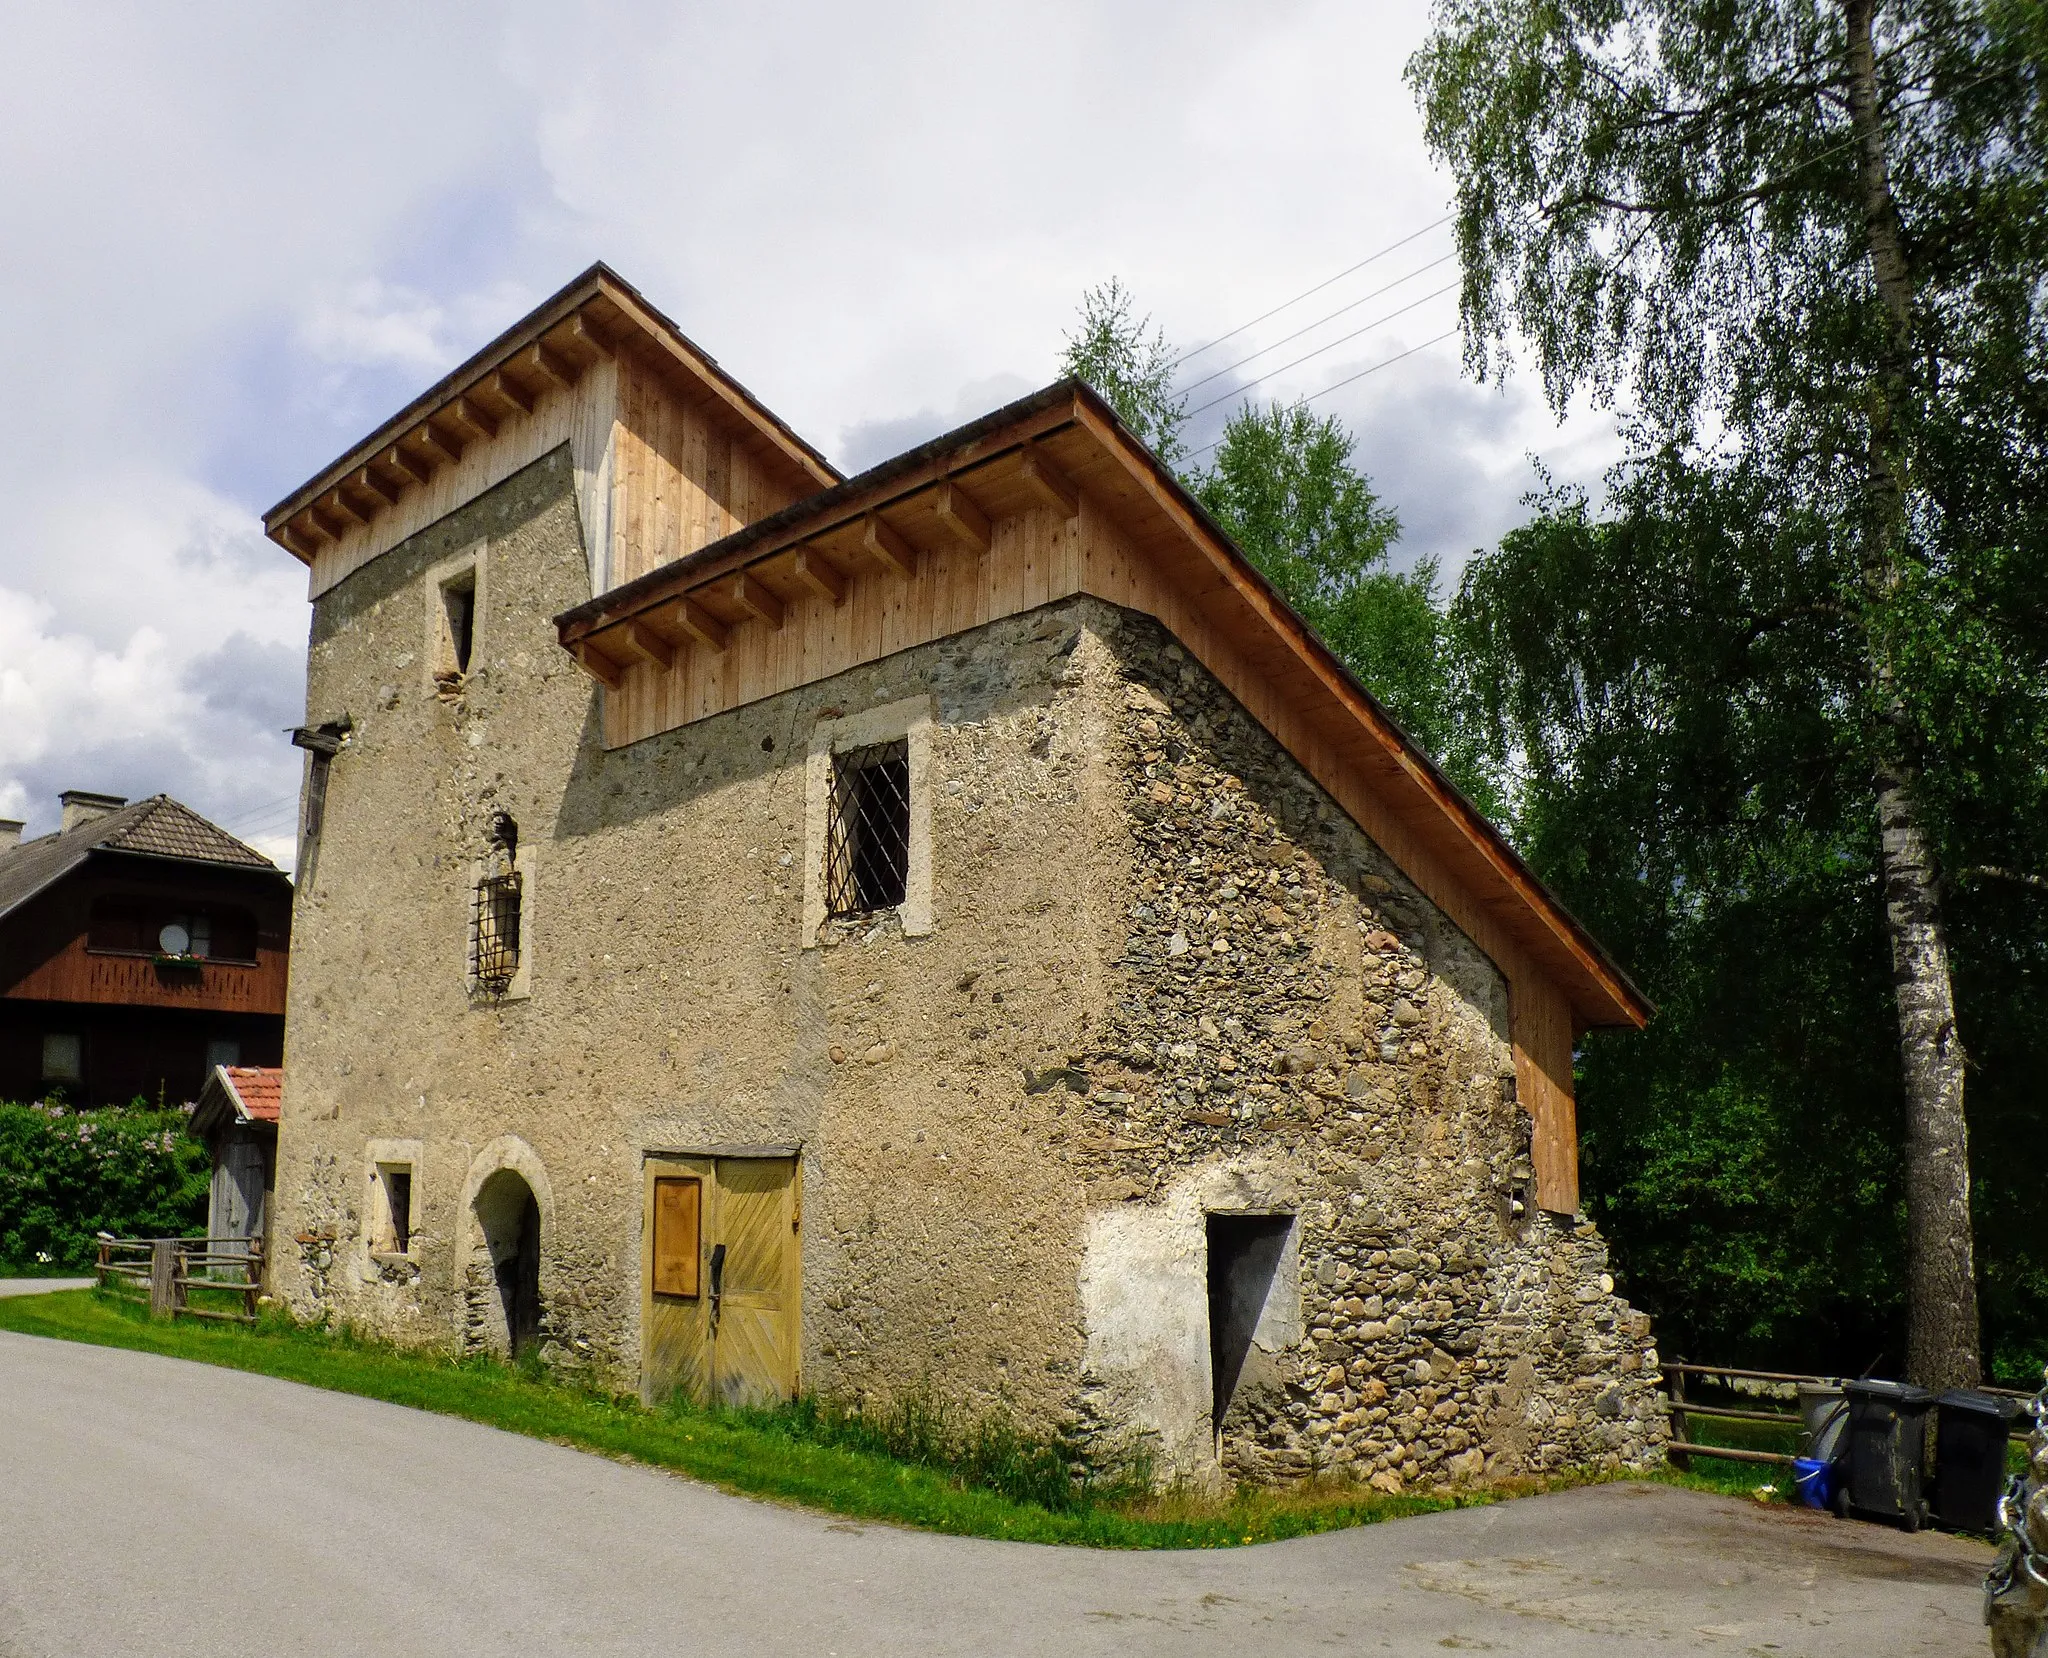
[1178,251,1460,395]
[1168,215,1453,369]
[1185,284,1461,418]
[1184,329,1462,462]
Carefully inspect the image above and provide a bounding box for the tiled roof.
[221,1066,282,1123]
[0,795,282,923]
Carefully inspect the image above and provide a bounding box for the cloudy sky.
[0,1,1620,868]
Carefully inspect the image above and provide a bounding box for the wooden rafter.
[353,466,403,508]
[674,597,729,652]
[489,369,537,416]
[325,488,373,529]
[449,396,499,441]
[571,640,624,690]
[863,513,917,578]
[622,620,676,671]
[1019,445,1080,519]
[934,480,991,553]
[730,572,785,629]
[524,340,580,390]
[294,506,337,544]
[568,313,613,361]
[411,423,464,467]
[280,524,321,560]
[382,445,434,487]
[792,548,847,606]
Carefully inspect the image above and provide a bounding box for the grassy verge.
[0,1287,1530,1548]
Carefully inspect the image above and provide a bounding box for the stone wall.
[270,450,1662,1491]
[1063,608,1666,1488]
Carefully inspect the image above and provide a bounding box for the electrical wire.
[1177,251,1460,395]
[1183,329,1462,462]
[1184,284,1461,418]
[1168,215,1452,368]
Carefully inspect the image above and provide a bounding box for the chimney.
[0,820,22,852]
[59,791,126,834]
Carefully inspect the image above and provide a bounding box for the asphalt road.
[0,1329,1995,1657]
[0,1280,90,1298]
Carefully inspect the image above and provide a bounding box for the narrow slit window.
[824,739,910,917]
[440,572,476,677]
[473,872,522,992]
[372,1164,414,1255]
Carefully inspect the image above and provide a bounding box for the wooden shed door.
[642,1155,800,1407]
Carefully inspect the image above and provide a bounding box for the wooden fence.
[95,1236,266,1325]
[1666,1360,2036,1468]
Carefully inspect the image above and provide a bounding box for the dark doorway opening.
[476,1171,542,1357]
[1206,1213,1293,1432]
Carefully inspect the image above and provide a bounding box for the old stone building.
[264,265,1664,1489]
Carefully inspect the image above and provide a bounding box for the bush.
[0,1100,210,1269]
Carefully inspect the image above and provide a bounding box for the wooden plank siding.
[4,940,287,1015]
[309,359,621,600]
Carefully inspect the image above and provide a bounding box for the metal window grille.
[473,871,522,992]
[824,740,910,917]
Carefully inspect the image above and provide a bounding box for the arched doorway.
[473,1169,542,1357]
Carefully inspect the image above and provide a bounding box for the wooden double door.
[641,1154,800,1407]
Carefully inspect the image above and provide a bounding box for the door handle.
[708,1242,726,1328]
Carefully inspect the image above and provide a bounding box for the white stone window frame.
[363,1137,424,1265]
[466,842,537,1003]
[424,544,487,691]
[803,695,934,948]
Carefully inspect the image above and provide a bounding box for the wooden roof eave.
[548,377,1650,1034]
[261,264,841,565]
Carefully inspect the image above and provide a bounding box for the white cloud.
[0,0,1618,854]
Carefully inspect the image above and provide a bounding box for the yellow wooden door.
[641,1154,800,1407]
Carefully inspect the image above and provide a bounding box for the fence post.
[148,1239,176,1320]
[1668,1359,1690,1471]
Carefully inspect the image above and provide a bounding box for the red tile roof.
[221,1066,282,1123]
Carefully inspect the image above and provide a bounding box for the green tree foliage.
[1191,402,1497,807]
[1058,279,1189,466]
[1452,453,2048,1379]
[1414,0,2048,1386]
[1059,289,1497,801]
[0,1101,211,1269]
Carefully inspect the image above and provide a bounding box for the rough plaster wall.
[276,478,1123,1431]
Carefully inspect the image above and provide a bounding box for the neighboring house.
[262,266,1664,1490]
[191,1064,281,1252]
[0,794,291,1107]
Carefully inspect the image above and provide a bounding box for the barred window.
[473,871,522,993]
[824,740,910,917]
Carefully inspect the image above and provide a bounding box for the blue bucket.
[1793,1456,1835,1510]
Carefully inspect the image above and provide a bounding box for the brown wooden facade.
[0,836,290,1107]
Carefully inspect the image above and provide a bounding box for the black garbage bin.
[1841,1378,1936,1530]
[1931,1389,2021,1534]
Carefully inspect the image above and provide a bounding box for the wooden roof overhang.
[554,380,1650,1035]
[261,263,841,565]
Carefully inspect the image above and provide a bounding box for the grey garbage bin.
[1931,1389,2020,1534]
[1842,1378,1935,1530]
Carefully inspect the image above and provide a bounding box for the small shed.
[191,1065,280,1253]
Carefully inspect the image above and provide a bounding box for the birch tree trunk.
[1845,0,1981,1390]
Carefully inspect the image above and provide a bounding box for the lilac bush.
[0,1099,210,1269]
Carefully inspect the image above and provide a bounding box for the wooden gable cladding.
[610,351,810,587]
[265,265,840,600]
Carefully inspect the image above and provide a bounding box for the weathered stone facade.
[272,440,1663,1491]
